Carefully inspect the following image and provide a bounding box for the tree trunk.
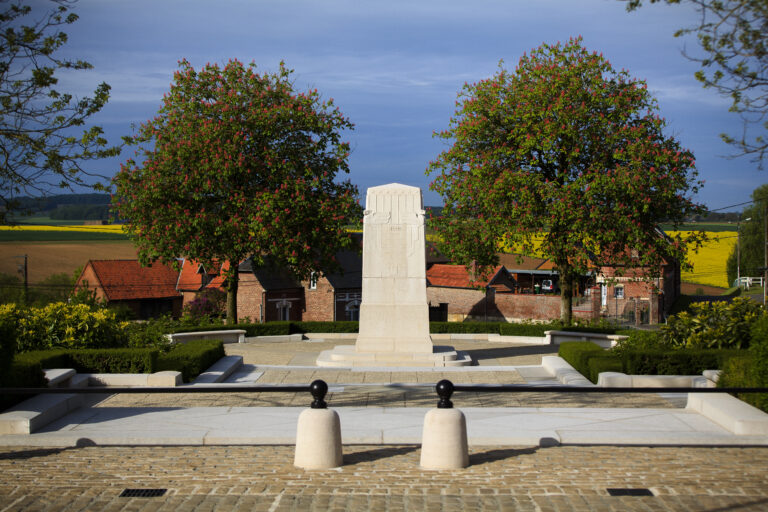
[560,271,573,325]
[226,267,238,325]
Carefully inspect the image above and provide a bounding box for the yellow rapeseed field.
[0,224,125,233]
[669,231,736,289]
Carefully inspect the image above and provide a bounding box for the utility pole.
[737,216,752,288]
[15,254,27,305]
[764,204,767,306]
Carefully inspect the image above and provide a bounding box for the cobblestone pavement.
[2,444,767,511]
[96,340,678,409]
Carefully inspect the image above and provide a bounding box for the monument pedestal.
[316,343,472,367]
[316,183,472,368]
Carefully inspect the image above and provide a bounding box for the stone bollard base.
[420,408,469,470]
[294,408,343,469]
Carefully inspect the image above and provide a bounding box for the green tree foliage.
[427,38,706,323]
[661,296,766,349]
[628,0,768,167]
[729,202,766,285]
[726,183,768,284]
[0,0,119,222]
[113,60,359,323]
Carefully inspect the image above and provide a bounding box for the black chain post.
[310,379,328,409]
[436,379,454,409]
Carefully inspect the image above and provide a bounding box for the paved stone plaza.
[2,444,768,511]
[2,339,767,511]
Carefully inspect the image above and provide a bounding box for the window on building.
[614,285,625,299]
[345,300,360,321]
[309,272,318,290]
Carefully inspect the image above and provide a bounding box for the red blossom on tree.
[113,59,359,323]
[427,37,707,323]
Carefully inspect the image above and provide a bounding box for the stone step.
[192,356,243,384]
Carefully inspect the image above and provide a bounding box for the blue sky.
[49,0,764,211]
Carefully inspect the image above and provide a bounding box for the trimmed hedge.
[718,316,768,412]
[13,348,158,374]
[429,322,503,334]
[0,358,48,411]
[68,348,158,374]
[586,354,623,383]
[290,321,359,334]
[498,323,551,337]
[622,349,741,376]
[558,341,604,378]
[157,339,225,383]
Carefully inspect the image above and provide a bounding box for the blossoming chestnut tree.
[113,60,359,323]
[427,38,707,323]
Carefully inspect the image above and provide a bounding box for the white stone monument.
[316,183,471,367]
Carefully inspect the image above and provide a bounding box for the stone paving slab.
[2,444,768,511]
[2,405,764,448]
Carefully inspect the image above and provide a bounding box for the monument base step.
[316,345,473,368]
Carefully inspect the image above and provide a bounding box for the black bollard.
[310,379,328,409]
[436,379,454,409]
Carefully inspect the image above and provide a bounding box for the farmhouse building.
[74,259,182,319]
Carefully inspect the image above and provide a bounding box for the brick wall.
[74,264,107,301]
[237,272,265,322]
[427,286,596,322]
[180,290,198,308]
[302,276,335,321]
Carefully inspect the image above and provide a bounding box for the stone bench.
[687,393,768,435]
[166,329,246,344]
[544,330,628,348]
[44,368,76,388]
[0,393,83,434]
[541,356,594,386]
[597,372,710,388]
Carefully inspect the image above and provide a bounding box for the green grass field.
[0,231,127,241]
[659,222,739,233]
[7,215,99,226]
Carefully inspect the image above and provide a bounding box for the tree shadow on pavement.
[469,446,541,466]
[343,445,419,465]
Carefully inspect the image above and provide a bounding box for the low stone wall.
[427,287,598,323]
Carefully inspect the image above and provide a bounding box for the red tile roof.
[497,253,549,270]
[176,258,227,292]
[177,259,205,291]
[87,260,181,301]
[205,260,229,291]
[426,264,504,289]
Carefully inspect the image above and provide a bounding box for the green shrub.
[558,341,604,377]
[611,329,671,358]
[587,354,624,383]
[0,305,18,380]
[718,355,767,412]
[156,339,225,382]
[290,321,359,333]
[6,302,126,352]
[124,317,175,349]
[622,349,741,376]
[67,348,158,373]
[429,322,503,334]
[661,297,766,350]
